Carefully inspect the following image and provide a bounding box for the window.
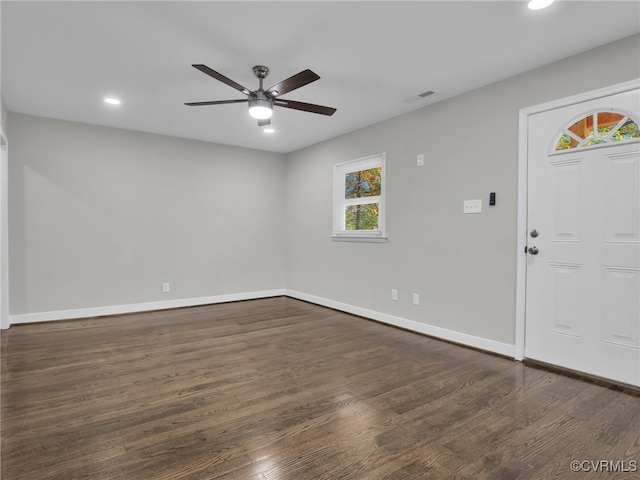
[333,153,386,242]
[553,110,639,152]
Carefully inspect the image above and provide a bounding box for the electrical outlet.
[413,293,420,305]
[417,154,424,166]
[163,283,170,293]
[391,289,398,301]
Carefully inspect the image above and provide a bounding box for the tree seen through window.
[344,167,381,230]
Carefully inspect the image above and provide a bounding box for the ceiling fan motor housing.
[250,90,272,105]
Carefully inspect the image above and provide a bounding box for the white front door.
[524,87,640,387]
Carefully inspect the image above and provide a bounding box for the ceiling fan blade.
[192,64,252,95]
[184,99,249,106]
[266,69,320,97]
[258,118,271,127]
[274,99,336,116]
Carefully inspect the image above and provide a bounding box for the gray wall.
[284,34,640,346]
[9,114,286,314]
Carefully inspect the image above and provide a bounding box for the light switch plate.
[463,199,482,214]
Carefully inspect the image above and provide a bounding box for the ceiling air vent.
[418,90,435,98]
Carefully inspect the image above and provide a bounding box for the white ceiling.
[2,1,639,153]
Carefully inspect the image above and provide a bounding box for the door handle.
[528,246,539,255]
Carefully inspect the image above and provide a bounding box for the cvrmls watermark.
[570,460,638,473]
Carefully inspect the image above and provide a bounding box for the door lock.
[530,229,539,238]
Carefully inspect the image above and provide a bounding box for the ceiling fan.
[185,64,337,126]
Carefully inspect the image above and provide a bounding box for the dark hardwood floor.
[1,297,638,479]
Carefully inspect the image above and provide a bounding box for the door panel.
[605,152,639,242]
[525,88,640,387]
[602,267,639,348]
[549,160,583,241]
[547,263,582,337]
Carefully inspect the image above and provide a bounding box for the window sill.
[331,234,388,243]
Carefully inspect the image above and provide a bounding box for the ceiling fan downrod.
[249,65,273,119]
[252,65,270,92]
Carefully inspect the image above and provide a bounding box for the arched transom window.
[553,110,639,152]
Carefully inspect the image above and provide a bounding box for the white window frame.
[332,152,387,242]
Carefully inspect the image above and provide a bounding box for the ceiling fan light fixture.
[248,98,273,120]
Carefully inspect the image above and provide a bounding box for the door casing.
[515,78,640,361]
[0,128,8,330]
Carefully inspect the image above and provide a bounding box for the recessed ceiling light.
[528,0,554,10]
[264,128,275,134]
[104,97,121,105]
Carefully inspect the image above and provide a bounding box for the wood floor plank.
[2,297,639,479]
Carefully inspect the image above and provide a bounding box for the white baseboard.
[8,289,286,325]
[7,288,516,360]
[285,289,516,359]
